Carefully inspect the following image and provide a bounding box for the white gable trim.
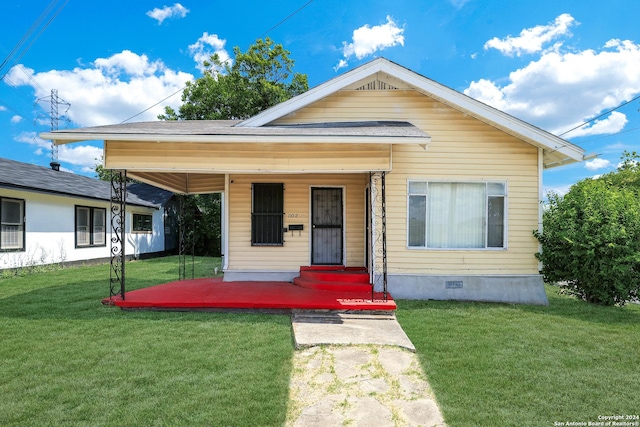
[238,59,388,128]
[238,58,585,167]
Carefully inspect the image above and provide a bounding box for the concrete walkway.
[287,312,446,426]
[292,312,416,351]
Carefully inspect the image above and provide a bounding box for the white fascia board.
[378,61,585,163]
[237,59,387,127]
[41,132,429,146]
[122,167,392,174]
[236,57,583,164]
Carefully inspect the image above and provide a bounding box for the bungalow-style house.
[0,157,177,269]
[41,58,585,304]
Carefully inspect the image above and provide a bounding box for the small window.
[132,213,153,233]
[407,181,507,249]
[252,183,284,246]
[1,197,25,251]
[76,206,106,247]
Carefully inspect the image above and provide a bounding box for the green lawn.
[2,258,639,426]
[0,256,293,426]
[397,287,640,427]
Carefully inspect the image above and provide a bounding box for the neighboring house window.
[408,181,506,249]
[1,197,25,251]
[75,206,106,247]
[132,213,152,233]
[251,183,284,246]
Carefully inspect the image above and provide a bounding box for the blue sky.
[1,0,640,195]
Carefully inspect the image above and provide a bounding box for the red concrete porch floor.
[102,277,396,312]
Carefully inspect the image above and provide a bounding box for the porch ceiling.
[128,171,225,194]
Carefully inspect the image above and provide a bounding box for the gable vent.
[355,80,399,91]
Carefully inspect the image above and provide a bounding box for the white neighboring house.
[0,157,177,270]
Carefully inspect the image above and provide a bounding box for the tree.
[606,150,640,189]
[159,37,308,121]
[157,38,308,257]
[178,194,222,257]
[534,155,640,306]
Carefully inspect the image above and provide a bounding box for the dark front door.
[311,187,343,265]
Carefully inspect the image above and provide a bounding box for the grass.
[0,256,294,427]
[3,257,639,426]
[396,285,640,427]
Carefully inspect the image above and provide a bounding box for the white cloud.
[188,33,231,74]
[465,38,640,136]
[336,16,405,70]
[146,3,189,25]
[15,131,48,148]
[15,131,102,171]
[58,144,103,169]
[617,158,639,169]
[0,105,7,111]
[333,59,348,72]
[584,158,611,171]
[543,185,572,197]
[565,111,628,138]
[93,50,162,76]
[7,50,194,127]
[10,115,23,123]
[484,13,577,57]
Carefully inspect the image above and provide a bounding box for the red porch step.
[294,266,372,292]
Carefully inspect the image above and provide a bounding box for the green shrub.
[534,178,640,305]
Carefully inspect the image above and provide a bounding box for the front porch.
[102,267,395,312]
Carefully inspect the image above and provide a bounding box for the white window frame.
[406,179,508,250]
[75,205,107,248]
[0,197,25,252]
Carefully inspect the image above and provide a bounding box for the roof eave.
[0,183,159,208]
[40,131,431,146]
[237,58,585,165]
[238,59,387,128]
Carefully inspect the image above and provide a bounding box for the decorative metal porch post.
[369,172,388,301]
[109,171,126,299]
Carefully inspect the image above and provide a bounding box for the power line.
[121,0,316,124]
[259,0,316,38]
[0,0,68,82]
[575,125,640,145]
[542,93,640,161]
[558,93,640,137]
[119,85,187,124]
[0,0,57,75]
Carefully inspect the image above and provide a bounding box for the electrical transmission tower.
[37,89,70,168]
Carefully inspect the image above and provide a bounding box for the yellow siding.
[105,141,390,173]
[227,173,367,271]
[275,89,541,275]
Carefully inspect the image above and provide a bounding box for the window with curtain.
[0,197,25,251]
[407,181,506,249]
[75,206,106,247]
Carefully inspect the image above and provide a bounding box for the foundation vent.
[445,280,463,289]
